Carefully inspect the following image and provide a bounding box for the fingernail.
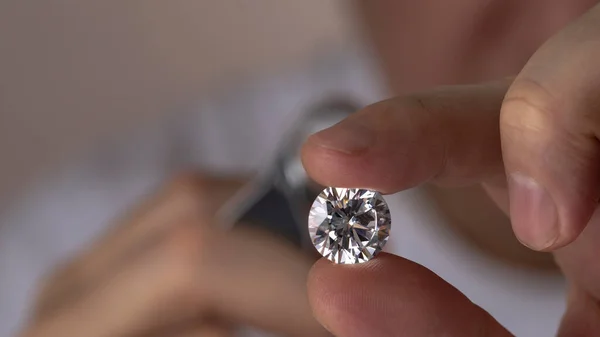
[508,173,559,250]
[309,119,375,154]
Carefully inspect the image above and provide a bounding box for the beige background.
[0,0,354,202]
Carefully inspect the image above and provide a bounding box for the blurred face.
[357,0,597,94]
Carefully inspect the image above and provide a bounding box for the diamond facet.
[308,187,391,264]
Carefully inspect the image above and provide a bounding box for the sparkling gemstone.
[308,187,391,264]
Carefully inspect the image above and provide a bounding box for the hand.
[19,174,330,337]
[301,4,600,336]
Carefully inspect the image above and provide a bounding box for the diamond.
[308,187,391,264]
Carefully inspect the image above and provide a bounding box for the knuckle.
[501,78,557,137]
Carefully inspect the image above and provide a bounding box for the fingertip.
[307,254,452,337]
[301,134,387,191]
[507,173,561,251]
[300,136,343,188]
[307,254,511,337]
[307,257,393,337]
[301,103,403,192]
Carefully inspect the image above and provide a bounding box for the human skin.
[301,2,600,335]
[18,1,600,336]
[357,0,598,93]
[357,0,599,267]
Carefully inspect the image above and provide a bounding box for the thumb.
[500,4,600,251]
[307,254,512,337]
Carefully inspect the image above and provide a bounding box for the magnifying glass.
[216,98,358,254]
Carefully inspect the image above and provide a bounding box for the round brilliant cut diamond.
[308,187,391,264]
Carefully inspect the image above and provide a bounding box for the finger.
[500,5,600,251]
[83,173,246,271]
[31,224,329,337]
[301,80,508,194]
[35,174,245,317]
[308,254,512,337]
[197,227,326,336]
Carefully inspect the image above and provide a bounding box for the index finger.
[301,80,509,193]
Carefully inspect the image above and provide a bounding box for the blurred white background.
[0,0,355,203]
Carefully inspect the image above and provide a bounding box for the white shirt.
[0,45,565,337]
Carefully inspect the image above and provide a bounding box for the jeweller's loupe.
[217,98,358,253]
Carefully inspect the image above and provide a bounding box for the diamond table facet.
[308,187,391,264]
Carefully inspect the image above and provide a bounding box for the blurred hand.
[302,4,600,336]
[19,174,330,337]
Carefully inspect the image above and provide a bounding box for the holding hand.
[302,4,600,336]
